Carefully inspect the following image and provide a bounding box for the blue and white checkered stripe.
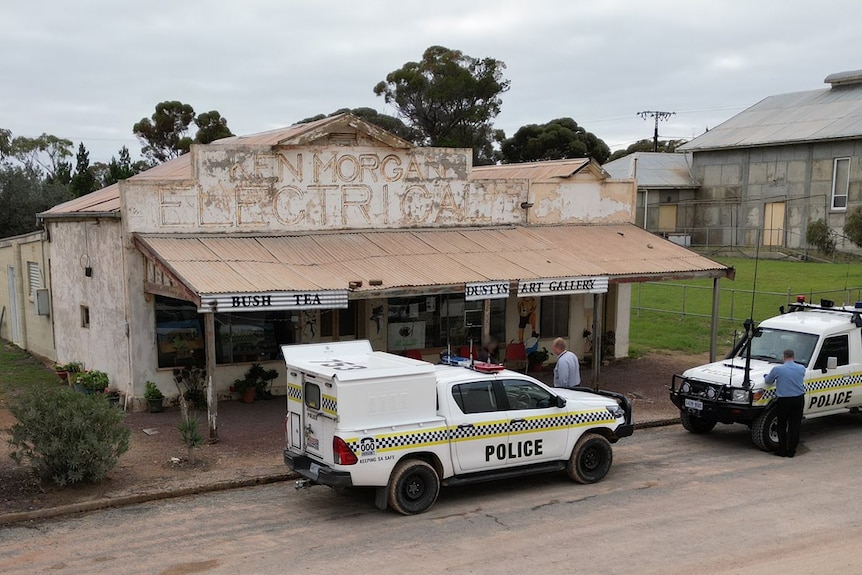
[345,410,614,454]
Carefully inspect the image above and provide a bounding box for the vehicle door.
[806,334,854,415]
[299,372,338,465]
[500,378,569,465]
[449,379,509,472]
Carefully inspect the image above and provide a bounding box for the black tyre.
[680,409,717,434]
[752,407,779,452]
[387,459,440,515]
[567,433,613,484]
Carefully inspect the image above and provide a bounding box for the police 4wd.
[670,300,862,450]
[283,340,633,515]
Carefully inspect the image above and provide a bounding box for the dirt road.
[1,415,859,574]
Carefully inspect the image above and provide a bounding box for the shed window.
[831,158,850,210]
[27,261,41,297]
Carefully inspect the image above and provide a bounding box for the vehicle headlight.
[680,382,691,393]
[731,389,750,403]
[706,387,717,399]
[605,404,625,419]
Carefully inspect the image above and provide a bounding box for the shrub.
[8,386,131,485]
[806,218,836,255]
[844,207,862,248]
[144,381,164,400]
[76,370,110,394]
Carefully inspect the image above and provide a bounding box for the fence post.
[681,285,686,318]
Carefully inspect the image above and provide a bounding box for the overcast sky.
[3,0,861,164]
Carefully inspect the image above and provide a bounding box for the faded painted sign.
[123,146,526,233]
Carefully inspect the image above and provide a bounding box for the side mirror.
[827,356,838,370]
[556,395,567,408]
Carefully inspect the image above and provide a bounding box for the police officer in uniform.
[764,348,806,457]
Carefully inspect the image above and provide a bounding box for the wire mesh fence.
[633,282,862,324]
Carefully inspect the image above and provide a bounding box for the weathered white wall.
[48,218,131,390]
[532,176,636,225]
[0,232,55,359]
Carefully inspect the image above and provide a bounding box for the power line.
[637,110,675,152]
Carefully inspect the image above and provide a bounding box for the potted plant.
[105,385,122,407]
[527,347,549,372]
[144,381,164,413]
[75,370,110,395]
[232,376,258,404]
[233,363,279,403]
[54,361,83,383]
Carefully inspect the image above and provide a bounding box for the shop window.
[387,294,504,351]
[539,295,569,338]
[388,294,465,350]
[464,298,506,346]
[155,296,204,368]
[831,158,850,210]
[215,310,296,364]
[320,302,359,338]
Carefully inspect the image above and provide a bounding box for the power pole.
[637,110,675,152]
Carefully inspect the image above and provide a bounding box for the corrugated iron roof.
[470,158,592,180]
[209,113,413,148]
[135,225,730,297]
[680,77,862,151]
[207,114,340,147]
[40,184,121,216]
[129,154,192,181]
[602,152,699,188]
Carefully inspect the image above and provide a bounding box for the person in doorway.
[764,349,806,457]
[477,336,499,364]
[552,337,580,389]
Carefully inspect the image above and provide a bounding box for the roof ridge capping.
[825,69,862,87]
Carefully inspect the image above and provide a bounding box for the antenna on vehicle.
[742,231,762,389]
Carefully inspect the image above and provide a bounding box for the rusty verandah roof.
[134,224,731,302]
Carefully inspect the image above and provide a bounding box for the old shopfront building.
[30,114,729,422]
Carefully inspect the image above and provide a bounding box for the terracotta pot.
[241,388,256,403]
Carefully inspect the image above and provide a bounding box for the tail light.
[333,436,358,465]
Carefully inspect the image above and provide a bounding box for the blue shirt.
[764,360,806,397]
[554,350,580,389]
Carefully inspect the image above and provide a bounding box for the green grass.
[630,257,862,355]
[0,342,60,397]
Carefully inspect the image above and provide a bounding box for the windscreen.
[738,328,817,367]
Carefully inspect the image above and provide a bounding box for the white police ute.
[283,340,633,515]
[671,299,862,450]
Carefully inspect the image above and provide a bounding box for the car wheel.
[387,459,440,515]
[680,409,717,434]
[567,433,613,484]
[752,407,779,452]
